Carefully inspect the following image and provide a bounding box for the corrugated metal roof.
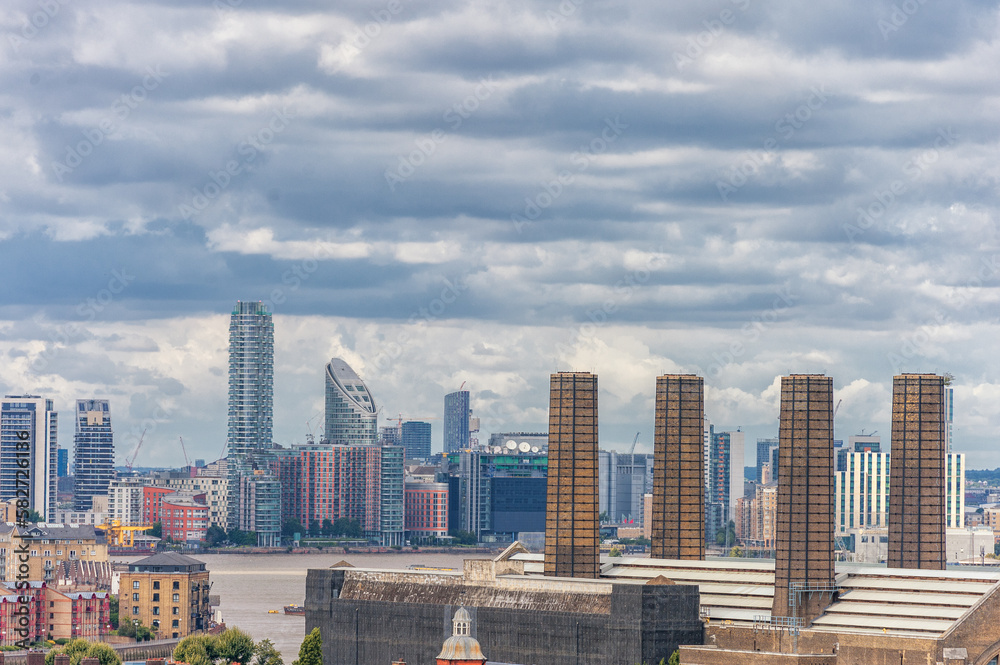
[824,601,968,620]
[811,613,954,633]
[839,590,979,606]
[839,578,997,594]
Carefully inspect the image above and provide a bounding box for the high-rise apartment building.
[444,391,471,454]
[707,430,731,545]
[401,421,432,460]
[544,372,599,579]
[324,358,377,445]
[887,373,946,570]
[1,395,58,521]
[225,301,277,546]
[73,399,114,511]
[772,374,834,623]
[651,374,704,560]
[108,477,149,525]
[57,448,68,477]
[380,444,405,546]
[598,450,653,524]
[755,438,778,483]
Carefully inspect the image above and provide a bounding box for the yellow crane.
[96,520,153,547]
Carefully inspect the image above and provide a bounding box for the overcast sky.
[2,0,1000,469]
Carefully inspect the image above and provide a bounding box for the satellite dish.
[518,442,531,453]
[531,446,539,453]
[492,446,502,454]
[505,440,517,450]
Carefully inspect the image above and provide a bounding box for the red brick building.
[0,583,110,645]
[273,443,383,533]
[143,486,177,525]
[160,495,210,542]
[404,482,448,540]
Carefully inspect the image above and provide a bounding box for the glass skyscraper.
[401,421,431,459]
[226,301,277,546]
[73,398,114,511]
[443,390,470,453]
[324,358,377,445]
[1,395,58,521]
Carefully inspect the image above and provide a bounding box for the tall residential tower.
[1,395,58,521]
[444,390,470,453]
[324,358,377,445]
[73,399,114,511]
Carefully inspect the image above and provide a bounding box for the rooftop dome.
[436,607,486,662]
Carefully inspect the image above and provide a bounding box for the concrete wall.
[306,568,703,665]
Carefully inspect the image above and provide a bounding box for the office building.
[487,432,548,453]
[598,450,653,524]
[57,447,68,477]
[73,399,115,511]
[226,301,275,544]
[404,481,448,540]
[401,421,432,460]
[772,374,834,623]
[755,437,778,483]
[651,374,704,560]
[108,477,149,525]
[444,390,471,453]
[324,358,377,445]
[887,373,946,570]
[544,371,599,579]
[236,470,281,547]
[947,451,966,528]
[0,395,58,521]
[835,450,889,536]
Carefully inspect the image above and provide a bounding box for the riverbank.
[196,545,498,555]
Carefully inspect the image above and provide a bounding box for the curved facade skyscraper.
[227,301,274,458]
[324,358,377,445]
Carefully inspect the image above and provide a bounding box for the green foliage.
[116,618,152,640]
[331,517,362,538]
[45,639,121,665]
[254,639,283,665]
[292,628,322,665]
[668,650,680,665]
[109,595,119,629]
[608,547,622,557]
[728,545,744,558]
[450,530,477,545]
[205,524,228,546]
[996,542,1000,557]
[54,638,71,646]
[149,522,162,538]
[282,519,305,538]
[321,519,334,536]
[308,520,320,536]
[217,628,256,665]
[227,528,258,546]
[174,634,219,665]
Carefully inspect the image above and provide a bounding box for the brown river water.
[115,552,477,663]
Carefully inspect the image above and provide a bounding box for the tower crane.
[125,428,146,473]
[628,431,640,456]
[179,436,191,467]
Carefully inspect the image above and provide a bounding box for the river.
[114,552,477,664]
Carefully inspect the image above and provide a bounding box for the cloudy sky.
[2,0,1000,469]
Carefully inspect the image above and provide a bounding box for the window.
[172,607,179,615]
[153,607,160,615]
[133,593,139,601]
[153,593,159,602]
[173,593,180,602]
[133,581,140,589]
[44,550,50,556]
[152,620,160,629]
[49,601,54,607]
[153,581,160,589]
[56,550,62,555]
[172,632,179,638]
[132,607,139,615]
[173,581,180,590]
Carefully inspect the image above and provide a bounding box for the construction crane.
[305,412,322,443]
[97,519,153,548]
[387,414,442,426]
[179,436,190,467]
[833,399,843,419]
[125,429,146,473]
[628,431,640,456]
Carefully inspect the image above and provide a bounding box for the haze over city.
[2,1,1000,466]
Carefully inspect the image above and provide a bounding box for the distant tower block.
[545,372,599,579]
[651,375,705,560]
[888,373,946,570]
[772,374,835,624]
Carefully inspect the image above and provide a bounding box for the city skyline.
[4,2,1000,469]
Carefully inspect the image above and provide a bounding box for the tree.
[217,628,256,665]
[254,639,283,665]
[668,650,680,665]
[282,519,305,538]
[292,628,322,665]
[109,595,119,629]
[149,522,162,538]
[205,524,228,547]
[227,528,258,546]
[24,509,43,522]
[451,530,477,545]
[174,634,219,665]
[46,639,121,665]
[308,519,321,537]
[321,519,334,536]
